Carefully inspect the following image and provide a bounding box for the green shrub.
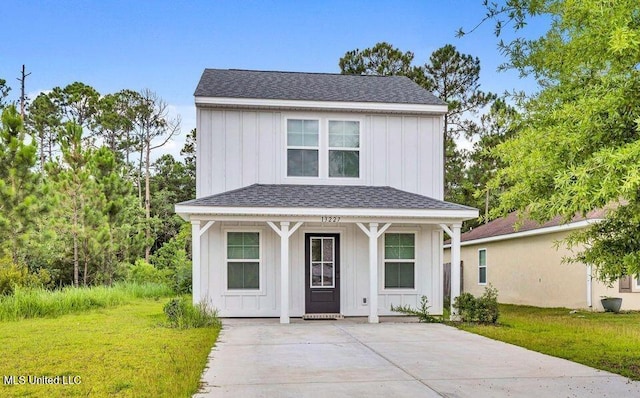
[163,297,220,329]
[390,295,441,323]
[126,259,172,285]
[453,285,500,323]
[0,257,52,295]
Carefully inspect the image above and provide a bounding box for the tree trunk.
[485,189,490,224]
[144,140,151,261]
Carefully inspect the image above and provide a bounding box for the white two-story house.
[175,69,477,323]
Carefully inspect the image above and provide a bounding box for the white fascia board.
[194,96,448,115]
[175,204,478,221]
[443,219,602,249]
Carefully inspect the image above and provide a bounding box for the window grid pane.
[479,267,487,284]
[228,262,259,289]
[227,232,259,260]
[287,149,319,176]
[329,150,359,178]
[385,233,415,260]
[328,121,359,148]
[384,262,415,289]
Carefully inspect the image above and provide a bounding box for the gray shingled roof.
[179,184,475,211]
[458,209,607,243]
[194,69,446,106]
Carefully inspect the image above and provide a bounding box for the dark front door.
[305,233,340,314]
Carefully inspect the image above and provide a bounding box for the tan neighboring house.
[444,211,640,311]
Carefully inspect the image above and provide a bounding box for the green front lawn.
[455,304,640,380]
[0,298,219,397]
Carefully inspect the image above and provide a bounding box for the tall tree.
[131,89,180,260]
[27,93,61,169]
[46,123,105,286]
[465,98,519,225]
[339,43,495,203]
[94,89,139,161]
[470,0,640,282]
[49,82,100,131]
[0,106,39,262]
[339,42,414,76]
[416,45,496,200]
[180,128,197,186]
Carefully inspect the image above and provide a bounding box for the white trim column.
[191,220,201,305]
[440,223,461,319]
[268,221,303,324]
[450,223,462,318]
[356,222,391,323]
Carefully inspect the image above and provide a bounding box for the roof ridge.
[204,68,409,79]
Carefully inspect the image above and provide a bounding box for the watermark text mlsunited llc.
[3,375,82,385]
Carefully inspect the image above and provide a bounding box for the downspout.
[586,264,593,308]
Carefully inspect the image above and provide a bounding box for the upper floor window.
[286,118,360,179]
[287,119,319,177]
[328,121,360,178]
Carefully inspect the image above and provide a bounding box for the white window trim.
[478,248,487,286]
[286,118,321,178]
[223,227,266,295]
[380,228,419,293]
[327,119,361,179]
[282,114,364,184]
[635,276,640,290]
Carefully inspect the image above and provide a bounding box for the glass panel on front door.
[310,237,334,288]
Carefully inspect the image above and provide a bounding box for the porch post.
[279,222,290,324]
[368,223,379,323]
[191,220,201,305]
[267,221,302,324]
[450,223,462,319]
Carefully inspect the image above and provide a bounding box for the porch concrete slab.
[195,319,640,398]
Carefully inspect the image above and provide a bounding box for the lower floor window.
[227,232,260,290]
[384,262,415,289]
[227,262,259,289]
[384,233,416,289]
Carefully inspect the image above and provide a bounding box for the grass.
[454,304,640,380]
[0,298,219,397]
[0,282,173,321]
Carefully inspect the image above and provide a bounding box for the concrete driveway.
[195,318,640,397]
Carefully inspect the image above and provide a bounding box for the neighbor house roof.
[194,69,446,106]
[179,184,475,211]
[457,209,607,244]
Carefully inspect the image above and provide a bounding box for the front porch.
[176,184,477,323]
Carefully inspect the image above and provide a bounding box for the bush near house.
[453,285,499,323]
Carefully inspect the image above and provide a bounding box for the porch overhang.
[176,184,478,324]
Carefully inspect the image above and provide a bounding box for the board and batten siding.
[196,108,444,199]
[200,222,443,317]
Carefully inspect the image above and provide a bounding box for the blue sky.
[2,1,547,158]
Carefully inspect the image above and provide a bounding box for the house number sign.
[320,216,341,223]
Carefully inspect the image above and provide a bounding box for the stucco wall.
[444,230,640,311]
